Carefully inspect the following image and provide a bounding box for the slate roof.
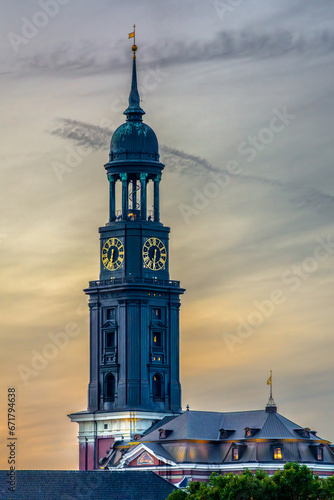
[109,409,334,467]
[143,443,176,463]
[141,409,323,443]
[0,470,176,500]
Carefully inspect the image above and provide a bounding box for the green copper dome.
[110,121,159,161]
[109,55,160,163]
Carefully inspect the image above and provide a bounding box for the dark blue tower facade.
[69,45,184,469]
[86,51,184,414]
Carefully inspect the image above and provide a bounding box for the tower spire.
[265,370,277,413]
[124,25,145,121]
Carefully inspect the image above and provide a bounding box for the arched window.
[274,447,283,460]
[105,373,115,402]
[152,373,163,400]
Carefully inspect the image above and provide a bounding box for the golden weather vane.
[128,24,137,59]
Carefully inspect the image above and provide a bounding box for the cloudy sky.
[1,0,334,470]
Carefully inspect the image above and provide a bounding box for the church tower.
[69,38,184,470]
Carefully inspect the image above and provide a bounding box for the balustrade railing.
[89,277,180,288]
[113,209,154,222]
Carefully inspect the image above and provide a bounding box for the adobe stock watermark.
[224,235,334,353]
[17,321,81,385]
[213,0,245,21]
[178,107,296,224]
[52,141,98,183]
[52,64,169,183]
[7,0,71,54]
[61,473,103,500]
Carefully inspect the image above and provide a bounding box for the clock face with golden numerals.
[142,237,167,271]
[102,238,124,271]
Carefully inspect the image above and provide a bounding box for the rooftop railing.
[113,210,154,222]
[88,277,180,288]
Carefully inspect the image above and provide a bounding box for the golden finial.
[128,24,137,59]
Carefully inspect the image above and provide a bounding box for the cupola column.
[132,179,138,210]
[140,173,148,220]
[120,173,128,219]
[153,174,161,222]
[108,174,116,222]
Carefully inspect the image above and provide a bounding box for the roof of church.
[0,470,176,500]
[140,409,323,443]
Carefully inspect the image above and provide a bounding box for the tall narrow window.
[105,331,115,348]
[274,447,283,460]
[153,308,161,319]
[105,373,115,402]
[152,373,163,400]
[232,448,239,460]
[153,331,162,347]
[317,447,323,461]
[106,308,115,320]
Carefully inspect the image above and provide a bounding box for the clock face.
[142,237,167,271]
[102,238,124,271]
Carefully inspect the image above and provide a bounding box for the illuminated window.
[317,447,323,461]
[153,332,162,347]
[138,452,154,465]
[153,308,161,319]
[233,448,239,460]
[274,447,283,460]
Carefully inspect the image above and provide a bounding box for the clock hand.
[111,248,115,262]
[153,248,157,268]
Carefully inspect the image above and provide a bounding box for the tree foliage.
[167,462,334,500]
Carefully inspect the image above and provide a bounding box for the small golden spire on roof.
[266,370,277,413]
[128,24,137,59]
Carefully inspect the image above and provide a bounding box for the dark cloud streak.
[51,118,334,209]
[51,118,112,150]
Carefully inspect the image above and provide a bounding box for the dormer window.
[244,427,259,438]
[159,428,172,439]
[219,428,235,439]
[274,446,283,460]
[309,443,324,461]
[230,443,246,461]
[295,427,311,438]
